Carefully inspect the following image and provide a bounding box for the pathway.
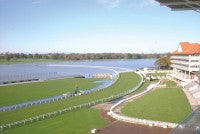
[98,121,172,134]
[93,81,172,134]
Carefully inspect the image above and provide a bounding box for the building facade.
[171,42,200,83]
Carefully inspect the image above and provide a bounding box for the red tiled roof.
[171,42,200,55]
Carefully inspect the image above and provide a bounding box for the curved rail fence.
[0,65,120,113]
[0,72,59,85]
[0,79,116,113]
[0,72,143,131]
[108,81,178,129]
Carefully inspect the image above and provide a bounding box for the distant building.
[171,42,200,83]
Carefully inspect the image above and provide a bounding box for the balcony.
[171,56,189,60]
[190,67,200,72]
[190,55,200,60]
[171,55,200,61]
[171,60,189,65]
[170,73,192,83]
[171,64,189,71]
[171,60,199,66]
[171,63,200,72]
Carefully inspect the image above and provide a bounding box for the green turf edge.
[122,87,192,123]
[151,73,167,77]
[0,72,141,125]
[0,78,101,107]
[1,108,108,134]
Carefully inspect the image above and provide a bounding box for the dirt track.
[93,83,173,134]
[94,103,172,134]
[97,120,172,134]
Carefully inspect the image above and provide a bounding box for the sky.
[0,0,200,54]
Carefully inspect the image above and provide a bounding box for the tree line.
[155,56,171,69]
[0,53,168,61]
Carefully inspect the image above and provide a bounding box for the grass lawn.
[0,72,141,125]
[0,78,100,107]
[151,73,166,77]
[129,79,158,96]
[1,108,108,134]
[163,80,177,87]
[122,88,192,123]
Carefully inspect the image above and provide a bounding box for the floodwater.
[0,59,156,112]
[0,59,156,83]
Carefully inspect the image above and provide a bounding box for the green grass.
[129,80,150,95]
[1,108,108,134]
[122,88,192,123]
[0,78,100,106]
[151,73,166,77]
[129,79,158,96]
[0,72,141,125]
[163,80,177,87]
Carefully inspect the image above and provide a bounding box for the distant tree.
[20,53,27,58]
[42,54,49,59]
[34,53,40,59]
[27,54,33,58]
[5,53,11,61]
[0,52,166,61]
[13,53,20,60]
[135,54,142,59]
[127,53,132,59]
[50,53,60,60]
[155,56,171,69]
[124,53,132,59]
[0,54,4,59]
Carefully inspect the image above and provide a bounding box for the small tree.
[5,53,11,61]
[155,56,171,69]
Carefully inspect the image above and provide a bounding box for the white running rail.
[108,81,178,128]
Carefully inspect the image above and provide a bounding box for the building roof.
[171,42,200,55]
[155,0,200,11]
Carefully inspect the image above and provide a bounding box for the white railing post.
[0,126,3,131]
[0,72,145,131]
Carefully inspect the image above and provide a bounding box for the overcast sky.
[0,0,200,53]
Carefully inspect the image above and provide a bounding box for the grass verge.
[0,78,100,107]
[0,72,141,125]
[151,73,166,77]
[162,80,177,87]
[1,108,108,134]
[122,87,192,123]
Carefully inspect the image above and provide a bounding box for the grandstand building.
[170,42,200,83]
[155,0,200,12]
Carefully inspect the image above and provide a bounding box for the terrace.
[155,0,200,12]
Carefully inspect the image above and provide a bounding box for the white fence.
[108,81,178,128]
[0,71,143,131]
[0,72,59,85]
[0,95,71,113]
[0,72,120,113]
